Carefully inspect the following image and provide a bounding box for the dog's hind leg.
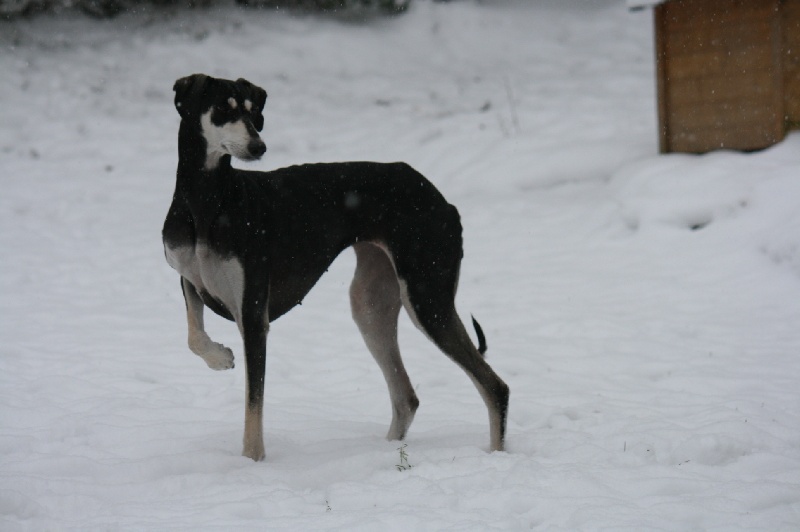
[350,243,419,441]
[399,272,509,452]
[181,277,234,370]
[435,315,508,452]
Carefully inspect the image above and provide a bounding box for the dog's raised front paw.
[201,343,235,370]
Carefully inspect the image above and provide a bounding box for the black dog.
[163,74,509,461]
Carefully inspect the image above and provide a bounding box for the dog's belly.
[165,242,245,321]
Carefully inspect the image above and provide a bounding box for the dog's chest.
[164,241,245,319]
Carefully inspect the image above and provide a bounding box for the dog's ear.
[236,78,268,132]
[173,74,209,119]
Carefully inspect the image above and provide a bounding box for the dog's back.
[229,161,463,322]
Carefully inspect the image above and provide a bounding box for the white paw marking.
[190,334,235,370]
[201,342,235,370]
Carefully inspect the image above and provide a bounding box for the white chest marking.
[165,242,245,322]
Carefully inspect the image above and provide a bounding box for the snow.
[2,0,800,529]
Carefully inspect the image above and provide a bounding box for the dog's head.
[174,74,268,164]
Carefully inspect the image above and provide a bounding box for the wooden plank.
[660,0,776,31]
[768,0,786,142]
[655,4,670,152]
[664,44,775,80]
[666,71,779,104]
[666,100,784,129]
[665,24,774,58]
[668,121,784,152]
[785,0,800,125]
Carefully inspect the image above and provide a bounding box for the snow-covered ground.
[2,0,800,529]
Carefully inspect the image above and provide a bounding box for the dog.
[162,74,509,461]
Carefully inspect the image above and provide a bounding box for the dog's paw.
[242,437,266,462]
[201,343,235,371]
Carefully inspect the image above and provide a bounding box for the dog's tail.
[471,315,488,357]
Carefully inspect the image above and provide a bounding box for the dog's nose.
[249,140,267,158]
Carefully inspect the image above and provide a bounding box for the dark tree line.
[1,0,430,20]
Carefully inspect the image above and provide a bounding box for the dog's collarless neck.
[177,120,234,174]
[174,146,233,227]
[177,156,232,182]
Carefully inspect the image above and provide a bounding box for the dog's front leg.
[240,289,269,462]
[182,277,235,370]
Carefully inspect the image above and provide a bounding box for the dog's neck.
[177,119,233,175]
[174,119,234,225]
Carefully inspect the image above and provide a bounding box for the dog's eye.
[214,105,238,120]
